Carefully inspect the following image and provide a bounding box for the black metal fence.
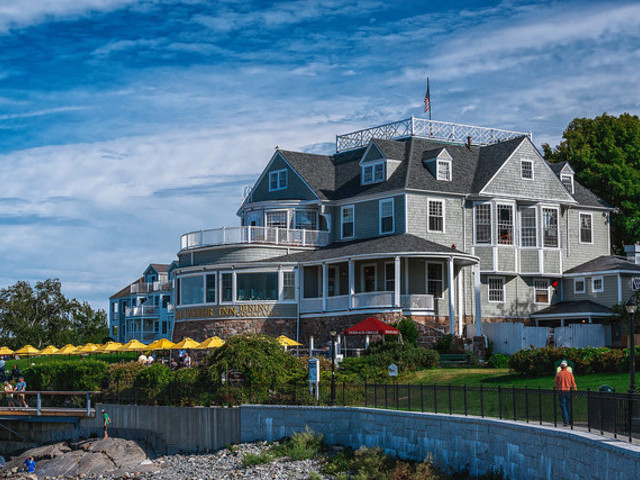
[97,381,640,443]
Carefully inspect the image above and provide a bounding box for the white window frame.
[633,277,640,291]
[384,261,395,292]
[579,212,594,245]
[293,209,318,231]
[425,262,444,299]
[533,279,551,305]
[279,270,297,302]
[542,206,560,249]
[521,159,534,180]
[265,209,289,229]
[361,263,377,292]
[180,273,206,307]
[591,276,604,293]
[496,203,515,246]
[268,169,288,192]
[205,273,217,304]
[341,205,355,240]
[520,207,538,248]
[474,202,493,245]
[488,276,505,303]
[427,199,445,233]
[362,161,385,185]
[379,198,395,235]
[560,173,574,194]
[219,271,235,304]
[436,159,452,181]
[573,277,586,294]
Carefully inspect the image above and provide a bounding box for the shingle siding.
[405,193,463,248]
[482,275,560,318]
[249,154,317,202]
[180,246,295,267]
[562,275,619,306]
[563,208,610,270]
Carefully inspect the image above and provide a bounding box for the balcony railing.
[125,305,157,317]
[180,226,330,251]
[300,293,434,314]
[131,281,171,294]
[336,117,531,152]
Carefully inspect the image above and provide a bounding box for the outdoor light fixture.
[330,330,337,406]
[626,296,638,393]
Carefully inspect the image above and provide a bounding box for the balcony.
[300,293,434,314]
[180,226,330,251]
[131,281,171,294]
[125,305,157,317]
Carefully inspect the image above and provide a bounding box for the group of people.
[0,360,28,408]
[137,350,194,369]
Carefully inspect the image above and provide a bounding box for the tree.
[0,278,108,349]
[542,113,640,253]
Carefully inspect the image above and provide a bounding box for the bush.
[133,363,173,404]
[241,451,275,466]
[396,318,419,346]
[23,360,107,391]
[270,427,325,461]
[487,354,510,369]
[434,334,454,354]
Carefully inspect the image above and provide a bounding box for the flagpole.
[427,77,431,121]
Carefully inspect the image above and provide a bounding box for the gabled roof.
[278,150,335,200]
[146,263,170,274]
[564,255,640,274]
[110,277,143,300]
[531,300,612,317]
[268,233,464,264]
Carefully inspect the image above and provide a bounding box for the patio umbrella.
[14,345,41,356]
[0,346,14,355]
[276,335,302,347]
[120,339,148,352]
[95,342,123,353]
[54,344,79,355]
[196,337,225,349]
[39,345,59,355]
[77,343,99,353]
[147,338,176,350]
[170,338,201,350]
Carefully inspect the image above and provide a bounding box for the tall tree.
[0,278,108,349]
[543,113,640,253]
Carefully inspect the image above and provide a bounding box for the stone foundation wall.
[172,318,297,342]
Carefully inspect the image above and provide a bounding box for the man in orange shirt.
[555,360,577,425]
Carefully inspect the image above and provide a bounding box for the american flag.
[423,77,431,112]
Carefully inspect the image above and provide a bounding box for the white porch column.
[473,264,483,336]
[322,263,328,312]
[299,266,304,300]
[448,257,456,335]
[394,256,401,308]
[348,259,355,310]
[457,269,463,336]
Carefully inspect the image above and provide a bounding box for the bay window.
[475,204,492,244]
[497,204,514,245]
[236,272,278,301]
[520,208,537,247]
[542,208,559,248]
[181,275,204,305]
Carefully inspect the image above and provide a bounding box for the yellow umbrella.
[120,339,147,352]
[170,338,201,349]
[54,344,79,355]
[97,342,123,353]
[15,345,41,355]
[77,343,99,353]
[39,345,59,355]
[147,338,176,350]
[196,336,225,349]
[0,346,14,355]
[277,335,302,347]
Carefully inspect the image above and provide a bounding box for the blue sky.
[0,0,639,311]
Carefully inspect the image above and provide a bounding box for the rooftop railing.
[335,117,531,152]
[180,225,330,251]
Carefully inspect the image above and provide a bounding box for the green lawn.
[401,368,633,392]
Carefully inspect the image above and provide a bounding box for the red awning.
[344,317,400,336]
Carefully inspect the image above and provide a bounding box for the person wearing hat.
[555,360,577,426]
[102,409,111,438]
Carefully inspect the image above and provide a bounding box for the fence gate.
[554,324,607,348]
[468,323,550,354]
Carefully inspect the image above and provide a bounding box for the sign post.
[388,363,398,377]
[309,358,320,401]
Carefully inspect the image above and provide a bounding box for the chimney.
[466,136,472,148]
[625,244,640,264]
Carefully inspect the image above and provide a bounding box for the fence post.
[463,385,467,416]
[480,385,484,417]
[86,392,91,417]
[365,384,368,408]
[433,384,438,414]
[538,387,542,425]
[512,386,517,421]
[448,385,452,415]
[600,391,605,436]
[407,384,411,412]
[498,386,502,419]
[36,393,41,416]
[395,381,399,410]
[553,390,558,427]
[342,381,345,406]
[525,386,529,423]
[586,388,591,432]
[628,393,633,443]
[420,384,424,413]
[374,384,378,408]
[385,384,388,410]
[613,392,617,439]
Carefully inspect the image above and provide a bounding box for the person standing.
[15,377,27,408]
[102,409,111,438]
[24,456,36,474]
[555,360,577,426]
[8,365,21,382]
[4,381,14,408]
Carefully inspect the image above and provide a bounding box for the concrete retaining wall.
[241,405,640,480]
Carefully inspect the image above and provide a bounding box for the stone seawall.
[241,405,640,480]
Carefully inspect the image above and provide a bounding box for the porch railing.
[300,293,434,314]
[180,226,330,250]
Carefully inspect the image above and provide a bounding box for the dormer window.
[560,173,574,194]
[437,160,451,181]
[269,169,288,191]
[362,161,385,185]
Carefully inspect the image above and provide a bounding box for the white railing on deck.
[300,298,323,314]
[326,295,350,311]
[125,305,157,317]
[336,117,531,152]
[352,292,394,309]
[180,226,330,251]
[401,294,434,311]
[131,282,171,294]
[299,292,434,314]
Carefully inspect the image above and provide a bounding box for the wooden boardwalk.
[0,407,95,417]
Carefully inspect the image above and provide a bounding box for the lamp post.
[625,297,637,393]
[330,330,337,406]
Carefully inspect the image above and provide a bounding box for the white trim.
[573,277,586,294]
[361,160,385,185]
[578,212,594,245]
[178,272,208,307]
[427,198,446,233]
[520,159,534,180]
[560,173,574,194]
[496,202,515,246]
[519,206,538,248]
[358,141,385,166]
[219,270,235,304]
[541,206,561,249]
[425,261,445,299]
[531,311,611,319]
[379,198,395,235]
[384,261,395,292]
[533,278,551,305]
[473,201,493,245]
[487,276,505,303]
[564,269,640,278]
[478,136,526,194]
[436,159,452,181]
[591,275,604,293]
[340,205,355,240]
[268,168,288,192]
[360,263,377,292]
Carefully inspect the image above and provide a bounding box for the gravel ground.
[7,442,331,480]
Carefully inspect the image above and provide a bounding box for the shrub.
[487,354,510,369]
[271,427,325,460]
[23,360,107,391]
[133,363,173,404]
[351,447,394,480]
[241,451,275,467]
[396,318,419,346]
[434,334,454,354]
